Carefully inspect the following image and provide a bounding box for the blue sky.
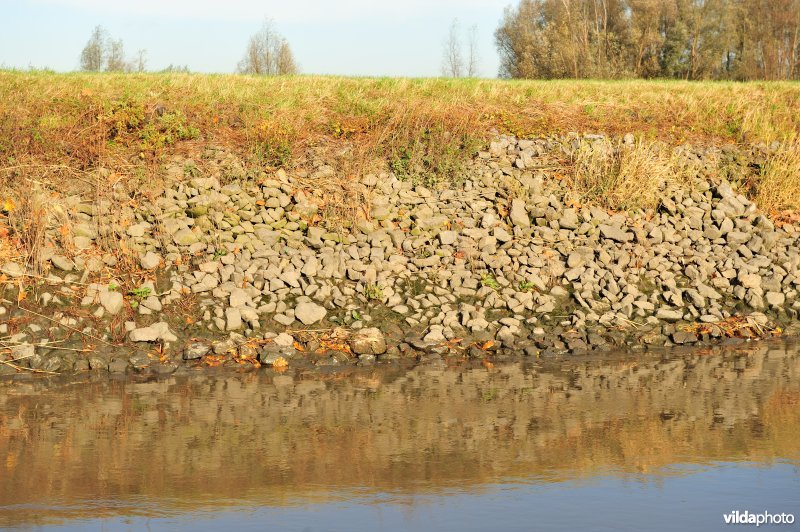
[0,0,507,76]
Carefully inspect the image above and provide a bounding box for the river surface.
[1,340,799,531]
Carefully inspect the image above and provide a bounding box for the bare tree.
[162,64,191,73]
[466,24,480,77]
[80,25,107,71]
[276,41,298,75]
[105,39,129,71]
[136,49,147,72]
[238,19,298,75]
[442,18,464,77]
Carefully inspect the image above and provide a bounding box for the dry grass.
[755,137,800,213]
[0,71,799,232]
[570,139,690,210]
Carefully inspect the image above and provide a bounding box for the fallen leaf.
[481,340,495,350]
[482,359,494,370]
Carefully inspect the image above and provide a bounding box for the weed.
[364,284,384,300]
[518,280,536,292]
[481,274,500,290]
[128,286,152,299]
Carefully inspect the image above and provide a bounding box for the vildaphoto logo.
[723,511,795,526]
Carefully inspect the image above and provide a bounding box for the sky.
[0,0,508,77]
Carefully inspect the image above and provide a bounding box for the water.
[1,340,799,530]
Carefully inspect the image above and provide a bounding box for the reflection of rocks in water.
[0,341,799,524]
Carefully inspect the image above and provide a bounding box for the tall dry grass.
[755,137,800,213]
[570,139,694,211]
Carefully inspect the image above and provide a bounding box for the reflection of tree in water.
[0,341,798,525]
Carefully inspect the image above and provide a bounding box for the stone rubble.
[1,134,798,376]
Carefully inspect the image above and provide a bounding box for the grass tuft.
[755,138,800,213]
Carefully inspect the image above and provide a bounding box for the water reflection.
[1,341,798,528]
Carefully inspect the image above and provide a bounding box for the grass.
[569,138,700,211]
[1,72,799,266]
[755,136,800,213]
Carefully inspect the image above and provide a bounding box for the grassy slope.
[1,72,799,209]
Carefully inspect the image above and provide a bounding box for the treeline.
[79,20,297,75]
[495,0,800,80]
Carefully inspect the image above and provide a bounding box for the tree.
[106,39,128,72]
[495,0,800,80]
[80,25,107,71]
[237,20,298,75]
[161,64,191,73]
[135,49,147,73]
[442,18,464,77]
[79,26,144,73]
[467,25,480,77]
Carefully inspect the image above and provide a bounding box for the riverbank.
[1,128,799,377]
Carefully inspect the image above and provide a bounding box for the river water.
[1,340,798,531]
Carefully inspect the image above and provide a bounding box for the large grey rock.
[140,252,162,270]
[656,309,683,322]
[559,209,580,230]
[349,327,387,355]
[737,272,761,289]
[1,262,24,277]
[273,333,295,348]
[184,342,210,360]
[599,224,632,243]
[99,290,124,315]
[509,199,530,228]
[173,228,199,246]
[50,255,73,272]
[295,302,327,325]
[229,287,251,308]
[765,292,786,307]
[225,308,243,331]
[129,322,177,343]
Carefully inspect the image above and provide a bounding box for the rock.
[295,302,327,325]
[273,314,295,326]
[349,327,387,355]
[559,209,579,230]
[737,272,761,289]
[672,330,697,345]
[423,328,446,343]
[229,287,251,308]
[765,292,786,307]
[73,236,92,250]
[129,322,177,343]
[108,359,128,373]
[273,333,295,348]
[126,223,149,238]
[99,290,124,315]
[184,342,210,360]
[509,199,530,228]
[225,308,243,331]
[50,255,73,271]
[140,251,162,270]
[656,309,683,322]
[173,228,199,246]
[439,231,458,246]
[129,326,159,342]
[141,296,162,312]
[599,224,632,243]
[1,262,24,278]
